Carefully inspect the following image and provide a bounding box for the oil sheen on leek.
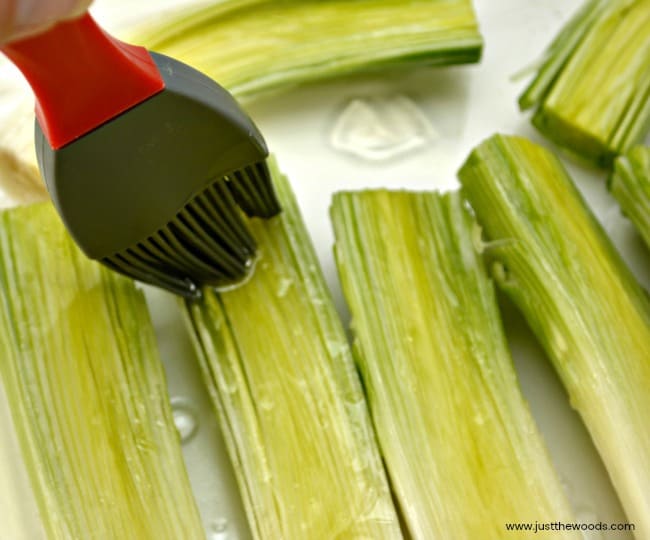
[331,190,578,539]
[135,0,483,101]
[459,134,650,539]
[0,203,204,539]
[182,162,402,540]
[519,0,650,167]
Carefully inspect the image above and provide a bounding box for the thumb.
[0,0,93,44]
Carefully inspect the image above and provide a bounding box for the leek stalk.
[458,134,650,539]
[331,189,578,539]
[182,161,402,539]
[135,0,483,101]
[609,145,650,249]
[519,0,650,168]
[0,203,204,539]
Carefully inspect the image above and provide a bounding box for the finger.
[0,0,93,44]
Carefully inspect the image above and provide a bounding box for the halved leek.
[519,0,650,167]
[182,161,402,540]
[458,134,650,539]
[0,202,204,539]
[331,189,578,539]
[136,0,483,101]
[609,145,650,249]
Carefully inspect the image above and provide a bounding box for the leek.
[458,134,650,539]
[519,0,650,168]
[331,189,578,539]
[135,0,483,101]
[182,161,402,539]
[0,203,204,539]
[609,145,650,249]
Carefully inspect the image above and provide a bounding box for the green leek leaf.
[519,0,650,168]
[331,189,578,539]
[182,161,402,540]
[135,0,483,101]
[0,203,204,539]
[609,145,650,249]
[459,134,650,538]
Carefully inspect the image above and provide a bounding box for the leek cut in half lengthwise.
[459,134,650,540]
[182,161,402,540]
[519,0,650,168]
[136,0,482,101]
[0,203,204,539]
[331,190,578,540]
[609,145,650,250]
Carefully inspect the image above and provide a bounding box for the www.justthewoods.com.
[505,521,635,534]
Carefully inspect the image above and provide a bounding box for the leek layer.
[519,0,650,168]
[459,134,650,539]
[0,203,204,539]
[136,0,482,101]
[331,189,578,539]
[609,145,650,249]
[182,161,402,540]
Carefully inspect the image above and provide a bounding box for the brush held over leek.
[135,0,482,101]
[0,0,483,201]
[331,189,578,540]
[0,203,204,540]
[519,0,650,168]
[182,161,402,540]
[458,134,650,540]
[609,145,650,249]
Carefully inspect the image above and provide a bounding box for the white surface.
[1,1,649,539]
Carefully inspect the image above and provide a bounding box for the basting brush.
[1,12,280,298]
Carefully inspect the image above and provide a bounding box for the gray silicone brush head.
[35,51,280,298]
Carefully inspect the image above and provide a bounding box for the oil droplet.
[352,456,368,473]
[330,94,437,161]
[309,294,324,306]
[258,397,275,412]
[276,277,293,297]
[213,255,258,293]
[170,397,198,443]
[210,517,229,540]
[326,339,347,357]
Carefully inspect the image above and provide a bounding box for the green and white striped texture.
[609,145,650,249]
[519,0,650,168]
[331,189,578,539]
[0,202,204,540]
[182,162,402,540]
[136,0,482,101]
[459,134,650,540]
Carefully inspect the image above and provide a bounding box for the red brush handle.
[1,13,164,149]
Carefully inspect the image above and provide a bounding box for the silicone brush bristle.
[30,48,278,298]
[103,160,280,298]
[227,161,281,218]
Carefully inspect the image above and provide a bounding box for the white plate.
[1,1,649,539]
